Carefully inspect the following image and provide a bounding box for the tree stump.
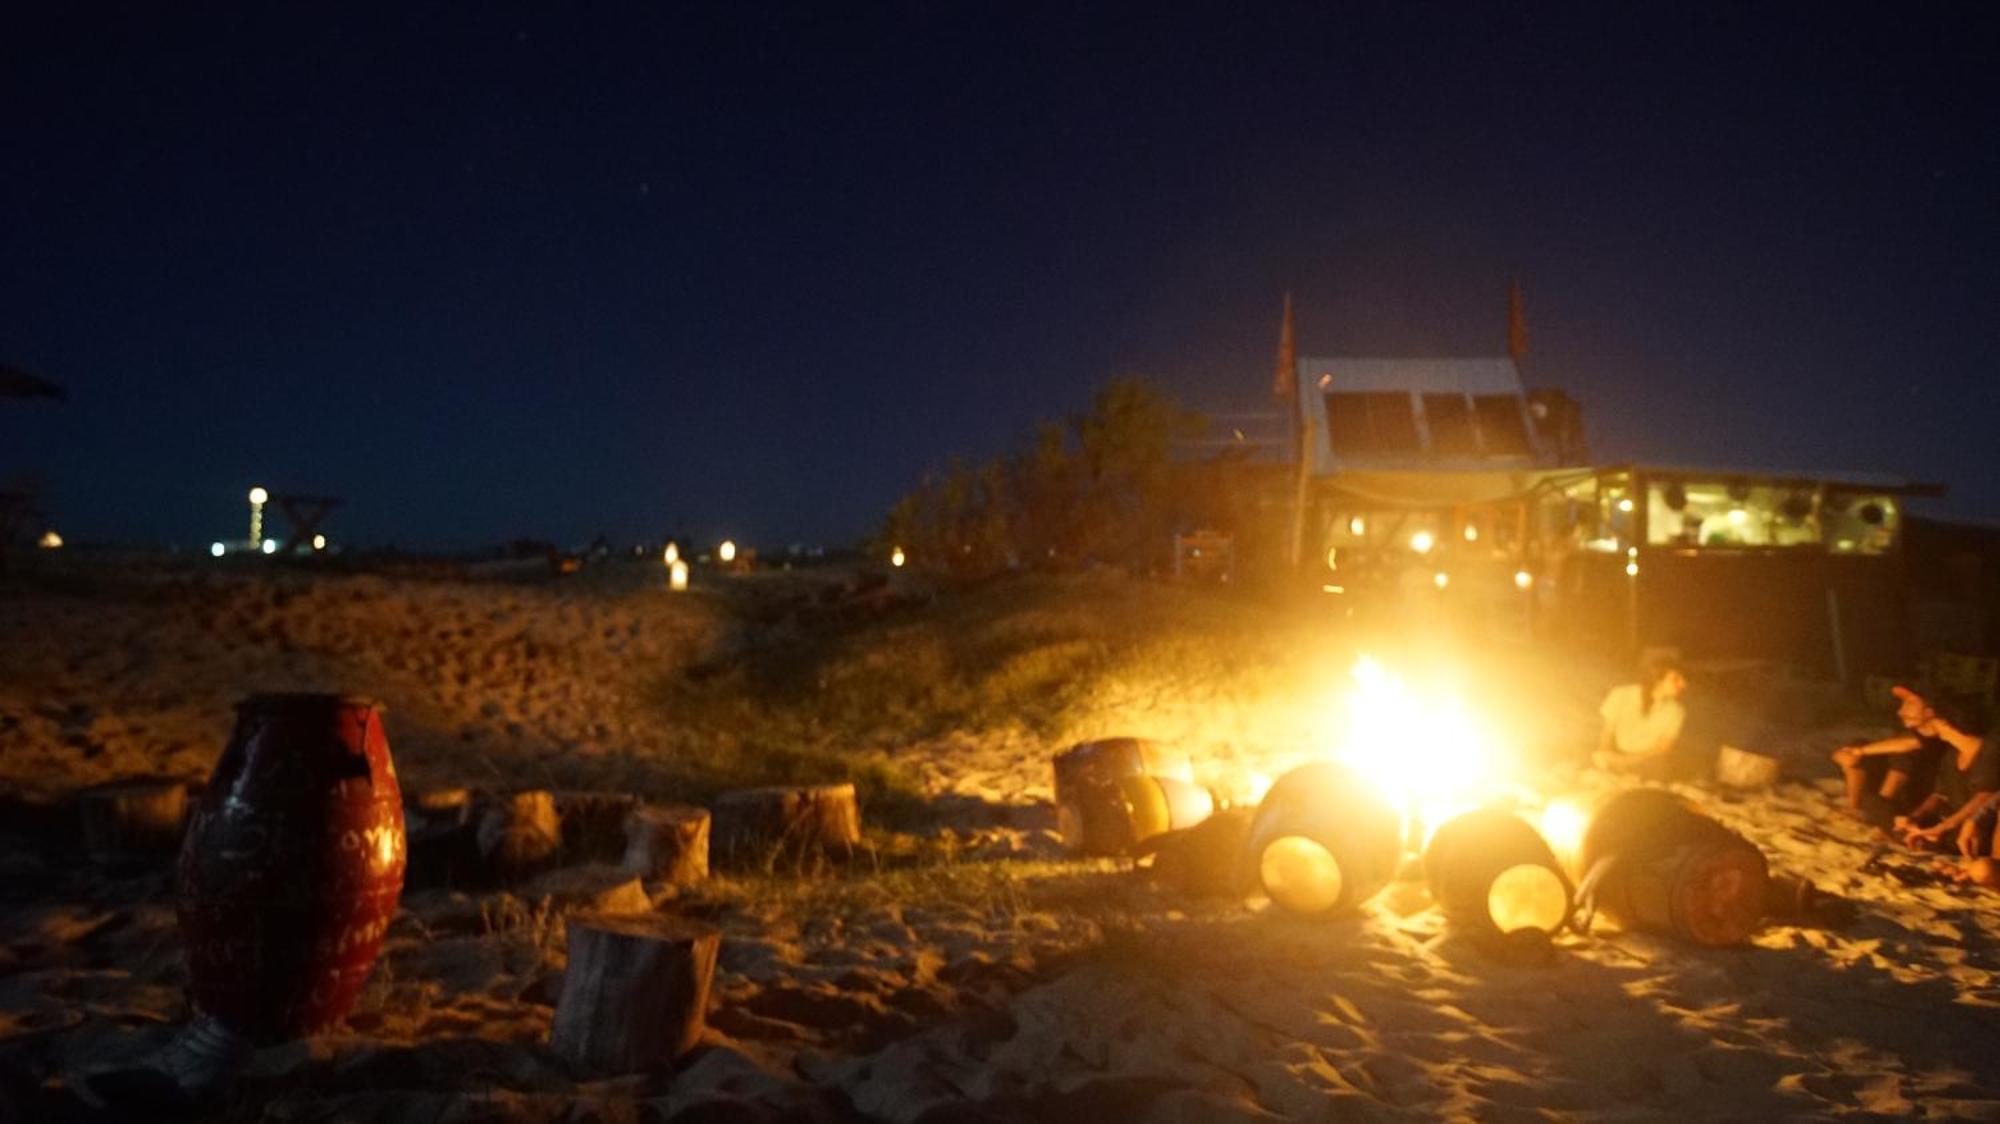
[477,790,562,883]
[711,784,860,864]
[622,805,710,885]
[555,791,643,864]
[408,787,473,828]
[549,914,720,1073]
[78,778,189,863]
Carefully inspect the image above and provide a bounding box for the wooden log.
[549,914,720,1073]
[476,790,562,883]
[524,863,651,915]
[622,805,710,885]
[554,791,643,864]
[78,778,188,863]
[408,787,473,828]
[711,783,860,863]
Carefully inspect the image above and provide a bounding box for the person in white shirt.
[1594,653,1689,780]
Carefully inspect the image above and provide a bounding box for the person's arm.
[1917,792,1995,839]
[1854,735,1922,757]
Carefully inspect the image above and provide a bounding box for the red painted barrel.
[176,695,406,1042]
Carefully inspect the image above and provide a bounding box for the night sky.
[4,4,1995,550]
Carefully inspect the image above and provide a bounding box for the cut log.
[711,783,860,864]
[549,914,721,1073]
[78,778,188,863]
[554,791,643,864]
[477,790,562,883]
[622,805,710,885]
[408,787,473,828]
[523,863,651,915]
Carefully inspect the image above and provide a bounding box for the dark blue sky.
[4,4,1995,549]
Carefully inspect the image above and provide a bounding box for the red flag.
[1508,280,1529,360]
[1273,292,1297,404]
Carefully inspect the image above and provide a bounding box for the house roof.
[1294,355,1546,474]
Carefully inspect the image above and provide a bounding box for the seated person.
[1894,700,1997,855]
[1832,686,1947,828]
[1593,653,1689,780]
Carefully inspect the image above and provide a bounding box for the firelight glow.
[718,540,737,564]
[1409,530,1435,554]
[663,542,679,566]
[1514,569,1533,591]
[1330,657,1507,845]
[891,546,906,568]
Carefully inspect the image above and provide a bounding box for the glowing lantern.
[311,534,327,551]
[718,540,737,564]
[1513,569,1533,591]
[663,542,679,566]
[668,559,689,591]
[890,546,906,568]
[1410,530,1435,554]
[37,529,62,549]
[210,542,226,558]
[261,539,277,555]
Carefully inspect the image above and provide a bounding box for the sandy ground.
[3,564,1999,1121]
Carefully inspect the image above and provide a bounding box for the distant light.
[1410,530,1435,555]
[1514,569,1533,591]
[1625,561,1640,577]
[1433,571,1449,589]
[1627,545,1639,559]
[210,541,226,558]
[718,539,737,564]
[1348,516,1366,536]
[261,538,278,555]
[668,559,689,591]
[311,534,326,550]
[37,529,62,550]
[663,542,680,566]
[1728,508,1748,525]
[890,546,906,568]
[1325,547,1339,571]
[1617,498,1635,513]
[1321,584,1345,594]
[248,486,268,505]
[1463,525,1479,543]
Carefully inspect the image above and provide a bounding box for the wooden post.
[622,805,711,885]
[549,914,720,1073]
[711,783,860,863]
[477,790,562,883]
[78,778,188,863]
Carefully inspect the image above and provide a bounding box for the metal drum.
[1572,788,1767,947]
[176,694,406,1042]
[1424,809,1573,943]
[1053,737,1195,856]
[1245,761,1402,915]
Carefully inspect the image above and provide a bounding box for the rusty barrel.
[176,694,406,1042]
[1245,761,1402,915]
[1053,737,1195,856]
[1572,788,1767,947]
[1424,809,1573,943]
